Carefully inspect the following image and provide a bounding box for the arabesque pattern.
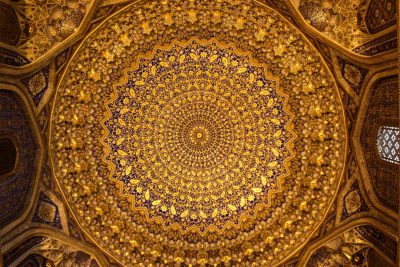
[50,0,346,265]
[102,39,294,232]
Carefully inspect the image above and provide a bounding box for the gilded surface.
[102,39,294,233]
[297,0,373,49]
[50,0,346,265]
[8,0,96,62]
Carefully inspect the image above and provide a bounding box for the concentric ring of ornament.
[50,0,346,266]
[102,39,295,233]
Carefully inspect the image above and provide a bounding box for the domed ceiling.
[0,0,398,266]
[49,0,346,265]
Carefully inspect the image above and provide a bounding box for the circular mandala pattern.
[50,0,346,266]
[103,40,294,232]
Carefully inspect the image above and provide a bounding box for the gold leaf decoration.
[267,98,274,107]
[268,161,278,167]
[252,187,262,193]
[118,118,126,126]
[261,176,267,186]
[222,57,229,67]
[180,210,189,218]
[117,150,127,156]
[228,204,237,211]
[160,62,169,67]
[130,179,140,185]
[212,208,218,218]
[240,197,246,207]
[170,205,176,215]
[120,108,130,114]
[190,53,198,61]
[152,200,161,206]
[271,119,280,125]
[274,130,282,137]
[116,138,125,145]
[151,65,157,75]
[249,73,255,83]
[237,67,247,74]
[199,210,207,219]
[209,54,218,62]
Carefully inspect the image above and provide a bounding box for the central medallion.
[102,39,295,233]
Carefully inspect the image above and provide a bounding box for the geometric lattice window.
[377,126,400,164]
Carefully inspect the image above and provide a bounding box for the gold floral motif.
[102,39,294,233]
[50,0,346,266]
[344,190,362,214]
[38,202,56,223]
[28,72,47,95]
[9,0,95,61]
[297,0,373,50]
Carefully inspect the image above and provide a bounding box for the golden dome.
[50,0,346,265]
[102,38,296,234]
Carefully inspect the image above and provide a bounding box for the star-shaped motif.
[234,17,245,30]
[187,10,197,23]
[102,49,114,63]
[255,29,266,41]
[212,11,222,24]
[290,62,302,74]
[112,24,122,34]
[77,90,91,103]
[141,21,152,34]
[274,44,286,57]
[88,68,101,82]
[302,81,315,94]
[164,13,174,26]
[308,105,323,117]
[120,34,131,46]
